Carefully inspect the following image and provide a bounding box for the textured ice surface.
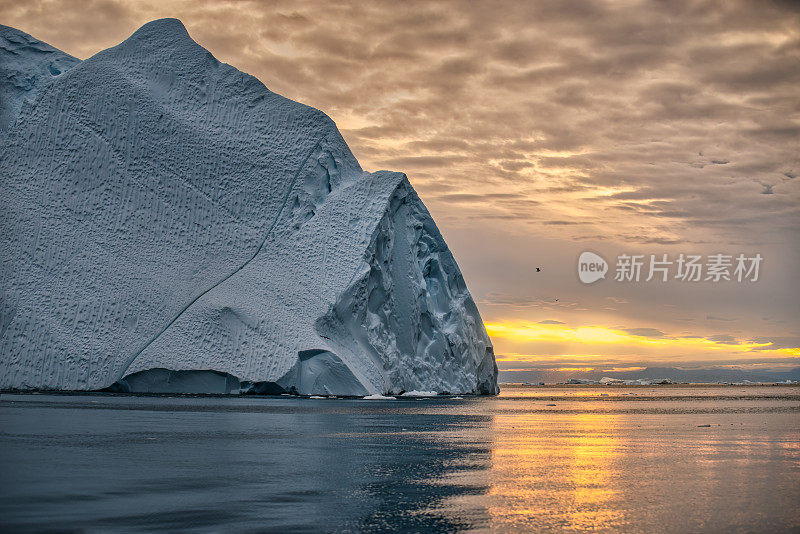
[0,19,498,395]
[0,25,80,134]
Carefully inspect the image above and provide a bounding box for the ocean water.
[1,385,798,532]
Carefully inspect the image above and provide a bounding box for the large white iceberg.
[0,20,498,396]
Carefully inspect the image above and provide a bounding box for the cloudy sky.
[3,0,798,375]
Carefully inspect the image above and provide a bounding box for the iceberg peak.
[127,18,192,44]
[108,18,208,64]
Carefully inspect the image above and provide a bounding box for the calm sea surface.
[1,385,798,532]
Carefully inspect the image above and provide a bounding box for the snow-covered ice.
[0,19,498,396]
[0,25,80,133]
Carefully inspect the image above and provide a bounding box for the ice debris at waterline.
[0,19,498,396]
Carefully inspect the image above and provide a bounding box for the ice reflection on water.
[1,386,799,532]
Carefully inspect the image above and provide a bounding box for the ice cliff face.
[0,19,498,395]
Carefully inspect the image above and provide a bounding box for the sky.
[2,0,798,375]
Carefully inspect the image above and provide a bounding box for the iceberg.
[598,377,673,386]
[0,19,498,396]
[598,377,624,385]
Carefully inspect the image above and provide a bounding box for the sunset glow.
[485,321,798,369]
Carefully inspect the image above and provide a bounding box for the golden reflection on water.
[428,386,800,531]
[486,410,624,531]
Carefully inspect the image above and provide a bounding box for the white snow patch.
[401,390,438,397]
[362,394,396,400]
